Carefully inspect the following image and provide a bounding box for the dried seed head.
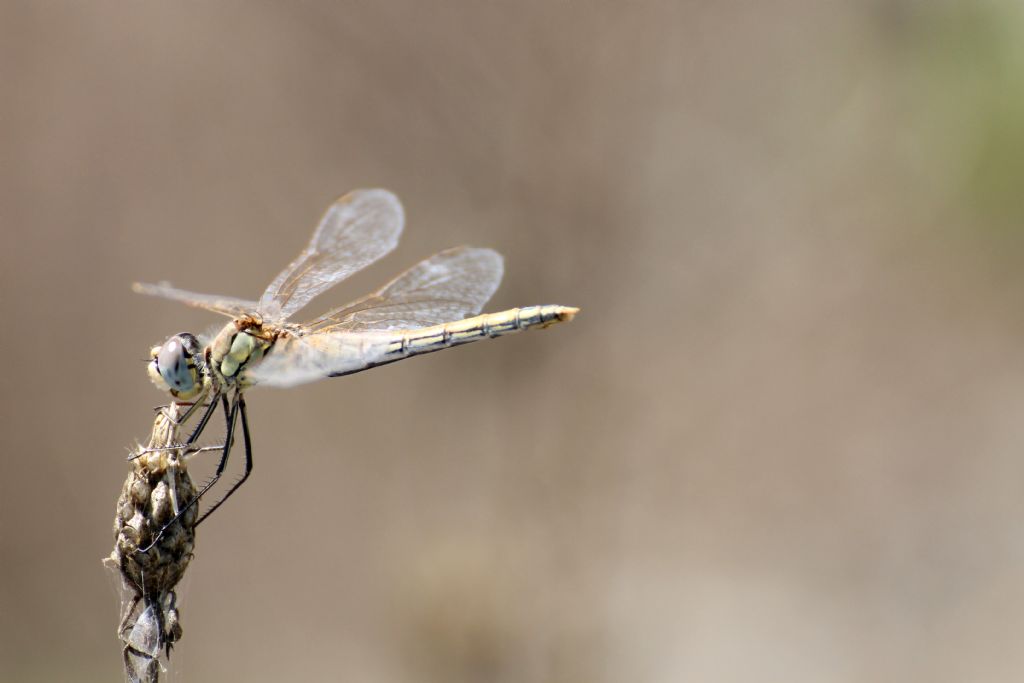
[111,454,197,595]
[107,403,203,682]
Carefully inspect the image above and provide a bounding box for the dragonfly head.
[148,333,206,400]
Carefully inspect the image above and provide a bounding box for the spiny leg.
[195,393,252,528]
[185,391,228,445]
[136,393,239,554]
[127,395,224,462]
[129,443,225,461]
[152,394,209,426]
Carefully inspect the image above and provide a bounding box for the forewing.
[306,246,504,332]
[257,189,404,322]
[242,331,396,388]
[132,282,258,319]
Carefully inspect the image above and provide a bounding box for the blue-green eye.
[156,336,195,393]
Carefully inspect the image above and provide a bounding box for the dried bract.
[106,403,200,682]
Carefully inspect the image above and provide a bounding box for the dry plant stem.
[105,401,202,683]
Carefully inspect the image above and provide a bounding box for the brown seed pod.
[106,402,202,682]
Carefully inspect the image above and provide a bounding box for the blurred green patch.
[900,2,1024,235]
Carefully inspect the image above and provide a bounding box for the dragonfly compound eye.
[155,335,198,396]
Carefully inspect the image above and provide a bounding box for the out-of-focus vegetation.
[890,3,1024,234]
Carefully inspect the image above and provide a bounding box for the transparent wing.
[257,189,404,322]
[304,246,504,332]
[197,322,228,348]
[242,331,397,388]
[132,282,258,319]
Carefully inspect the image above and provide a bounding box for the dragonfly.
[133,189,578,549]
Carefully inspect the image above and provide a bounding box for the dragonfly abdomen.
[389,305,578,359]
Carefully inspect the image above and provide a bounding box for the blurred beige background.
[4,1,1024,681]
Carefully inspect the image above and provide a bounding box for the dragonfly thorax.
[208,319,276,389]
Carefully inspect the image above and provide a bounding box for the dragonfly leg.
[184,391,226,445]
[127,440,228,461]
[194,393,252,528]
[126,393,227,461]
[136,393,239,554]
[157,395,211,426]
